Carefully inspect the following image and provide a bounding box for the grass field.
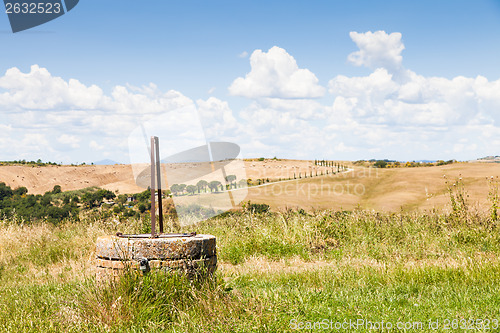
[1,178,499,331]
[246,162,500,212]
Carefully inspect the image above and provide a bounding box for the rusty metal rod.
[150,136,156,237]
[154,136,164,233]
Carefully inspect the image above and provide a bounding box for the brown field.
[246,162,500,212]
[0,164,144,195]
[0,159,333,195]
[0,160,498,212]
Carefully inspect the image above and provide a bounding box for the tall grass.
[1,178,500,331]
[194,206,499,265]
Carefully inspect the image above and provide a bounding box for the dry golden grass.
[246,162,500,212]
[220,253,500,276]
[0,164,144,194]
[0,220,104,285]
[1,160,498,212]
[0,159,332,195]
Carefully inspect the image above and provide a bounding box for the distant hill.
[0,160,499,212]
[246,162,500,213]
[93,159,121,165]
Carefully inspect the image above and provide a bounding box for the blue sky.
[0,0,499,163]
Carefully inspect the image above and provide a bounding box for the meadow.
[0,175,499,332]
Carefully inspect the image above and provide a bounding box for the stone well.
[95,234,217,280]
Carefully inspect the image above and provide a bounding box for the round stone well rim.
[95,234,216,261]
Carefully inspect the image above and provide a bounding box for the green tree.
[138,203,147,214]
[117,194,127,204]
[96,189,116,201]
[225,175,237,188]
[170,184,181,195]
[186,185,197,195]
[13,186,28,196]
[81,192,96,208]
[40,193,52,206]
[196,180,208,193]
[208,181,221,192]
[113,204,125,214]
[136,189,150,202]
[0,182,13,200]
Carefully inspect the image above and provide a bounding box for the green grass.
[1,199,500,331]
[194,209,500,264]
[2,262,500,332]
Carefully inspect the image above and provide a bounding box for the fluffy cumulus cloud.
[313,30,500,159]
[239,101,334,158]
[347,31,405,73]
[330,30,500,130]
[229,32,500,160]
[1,31,500,163]
[197,97,239,140]
[0,66,194,163]
[329,59,500,128]
[229,46,325,99]
[0,65,106,110]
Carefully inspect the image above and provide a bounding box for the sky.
[0,0,499,163]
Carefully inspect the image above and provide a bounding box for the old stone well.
[95,136,217,280]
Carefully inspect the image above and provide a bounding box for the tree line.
[170,175,247,196]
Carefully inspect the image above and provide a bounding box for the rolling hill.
[0,160,498,212]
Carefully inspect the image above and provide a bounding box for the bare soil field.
[0,160,498,212]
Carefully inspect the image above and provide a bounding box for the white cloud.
[197,97,240,141]
[238,51,248,58]
[0,124,12,135]
[347,31,405,73]
[110,84,193,115]
[89,140,104,150]
[259,98,326,120]
[57,134,80,148]
[0,65,105,110]
[329,33,500,129]
[335,142,356,152]
[229,46,325,99]
[1,32,500,164]
[328,67,500,127]
[228,33,500,160]
[22,133,49,146]
[0,66,194,163]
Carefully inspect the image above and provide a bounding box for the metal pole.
[154,136,164,233]
[150,136,156,237]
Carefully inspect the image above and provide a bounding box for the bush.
[243,201,270,214]
[138,203,147,214]
[52,185,62,194]
[374,160,387,168]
